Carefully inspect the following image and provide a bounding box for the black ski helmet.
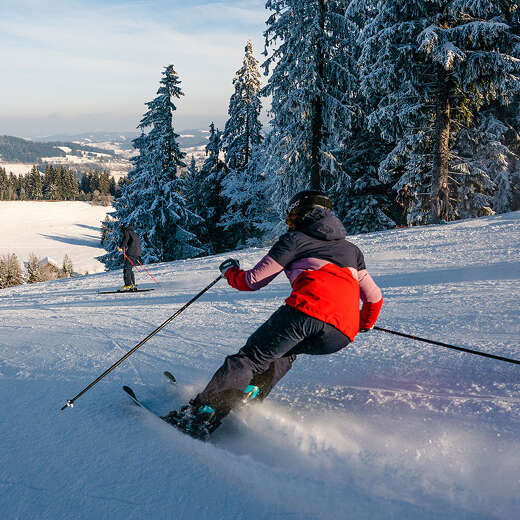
[285,190,332,230]
[286,190,332,215]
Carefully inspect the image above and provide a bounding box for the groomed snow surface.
[0,201,111,274]
[1,212,519,520]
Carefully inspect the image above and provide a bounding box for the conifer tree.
[353,0,520,224]
[221,41,265,247]
[62,254,74,277]
[26,166,43,200]
[7,173,17,200]
[102,65,203,268]
[0,253,22,288]
[26,253,44,284]
[99,170,111,194]
[222,145,276,246]
[0,167,8,200]
[196,123,229,254]
[222,41,263,171]
[181,156,200,211]
[43,165,54,200]
[262,0,354,215]
[109,176,117,196]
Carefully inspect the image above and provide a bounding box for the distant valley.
[0,129,210,179]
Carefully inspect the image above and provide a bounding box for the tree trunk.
[310,0,326,190]
[430,69,451,223]
[245,107,250,167]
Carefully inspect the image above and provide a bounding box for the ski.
[123,377,258,441]
[164,370,176,384]
[122,385,156,414]
[122,384,215,441]
[98,289,154,294]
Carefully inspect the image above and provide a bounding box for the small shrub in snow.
[0,253,22,288]
[26,253,44,284]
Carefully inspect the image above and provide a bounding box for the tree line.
[102,1,519,268]
[0,165,125,202]
[0,253,75,289]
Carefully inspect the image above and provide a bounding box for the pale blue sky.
[0,0,266,136]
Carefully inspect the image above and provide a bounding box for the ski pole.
[135,258,160,287]
[60,274,223,411]
[373,326,520,366]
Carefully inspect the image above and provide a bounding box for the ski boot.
[129,284,138,292]
[119,284,132,292]
[161,385,260,440]
[161,403,221,440]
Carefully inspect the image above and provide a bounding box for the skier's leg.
[402,204,409,226]
[251,321,350,400]
[123,257,132,286]
[249,356,295,400]
[193,305,323,416]
[128,256,136,285]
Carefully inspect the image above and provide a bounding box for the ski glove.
[219,258,240,276]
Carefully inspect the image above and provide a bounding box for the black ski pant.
[400,204,409,226]
[123,255,139,286]
[194,304,350,417]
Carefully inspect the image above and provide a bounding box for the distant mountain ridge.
[34,129,210,150]
[0,135,115,163]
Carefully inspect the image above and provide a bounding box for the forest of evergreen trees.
[0,164,123,203]
[102,1,520,268]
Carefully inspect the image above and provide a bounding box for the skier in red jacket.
[163,191,383,437]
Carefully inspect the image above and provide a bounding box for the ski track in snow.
[0,212,519,519]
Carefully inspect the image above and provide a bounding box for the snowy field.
[0,201,111,273]
[0,212,519,519]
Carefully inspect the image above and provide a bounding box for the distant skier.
[395,184,415,227]
[438,182,450,222]
[118,224,142,292]
[163,191,383,436]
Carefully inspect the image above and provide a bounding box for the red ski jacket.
[224,208,382,341]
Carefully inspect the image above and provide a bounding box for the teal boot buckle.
[243,385,260,402]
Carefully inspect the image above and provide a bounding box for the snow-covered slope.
[0,201,111,274]
[1,213,519,519]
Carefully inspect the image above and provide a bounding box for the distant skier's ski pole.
[60,274,223,411]
[373,326,520,365]
[135,257,160,287]
[122,250,143,273]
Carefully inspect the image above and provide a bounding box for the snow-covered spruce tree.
[325,2,397,233]
[452,109,517,218]
[221,41,264,246]
[222,41,263,171]
[0,253,22,289]
[195,123,230,254]
[353,0,520,224]
[62,254,74,278]
[181,156,200,214]
[26,253,44,284]
[222,144,277,246]
[262,0,355,216]
[0,167,9,199]
[101,66,204,268]
[26,166,43,200]
[333,125,397,233]
[43,165,58,200]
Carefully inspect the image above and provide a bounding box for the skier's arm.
[224,255,284,291]
[223,233,295,291]
[357,251,383,329]
[120,230,129,250]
